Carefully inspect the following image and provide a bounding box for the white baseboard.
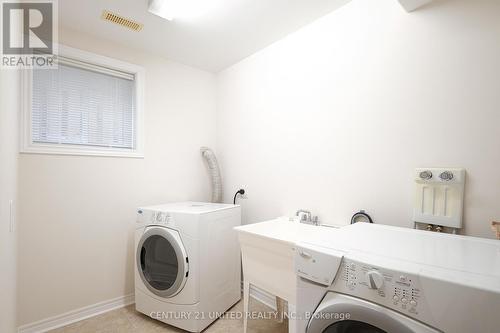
[249,285,277,311]
[19,286,275,333]
[18,294,135,333]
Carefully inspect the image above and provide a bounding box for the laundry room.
[0,0,499,333]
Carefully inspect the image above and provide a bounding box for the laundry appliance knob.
[366,270,384,290]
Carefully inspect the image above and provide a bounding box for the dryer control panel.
[332,258,433,325]
[136,209,175,228]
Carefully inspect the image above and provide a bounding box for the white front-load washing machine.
[134,202,241,332]
[293,223,500,333]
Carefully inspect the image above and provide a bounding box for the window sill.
[20,144,144,158]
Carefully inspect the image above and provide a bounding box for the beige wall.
[216,0,500,238]
[17,28,217,326]
[0,66,20,332]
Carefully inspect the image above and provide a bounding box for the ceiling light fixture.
[147,0,225,21]
[148,0,174,21]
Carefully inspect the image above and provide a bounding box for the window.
[21,45,144,157]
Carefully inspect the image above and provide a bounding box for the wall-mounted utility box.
[413,168,465,229]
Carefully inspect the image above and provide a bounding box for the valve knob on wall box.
[413,168,465,231]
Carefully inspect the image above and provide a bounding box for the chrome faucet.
[296,210,319,226]
[296,209,311,221]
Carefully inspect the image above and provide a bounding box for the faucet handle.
[312,216,319,226]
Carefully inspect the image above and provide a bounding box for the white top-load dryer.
[134,202,241,332]
[294,223,500,333]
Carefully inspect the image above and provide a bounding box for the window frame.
[20,44,145,158]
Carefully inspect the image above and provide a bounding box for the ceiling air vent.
[101,10,143,31]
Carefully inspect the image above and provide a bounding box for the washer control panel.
[334,259,427,321]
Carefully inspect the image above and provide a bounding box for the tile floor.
[50,297,288,333]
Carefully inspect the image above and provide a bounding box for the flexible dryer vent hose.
[200,147,223,203]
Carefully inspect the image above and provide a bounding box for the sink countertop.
[234,216,343,246]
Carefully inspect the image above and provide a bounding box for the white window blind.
[32,59,136,150]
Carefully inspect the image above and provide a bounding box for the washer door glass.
[137,227,187,297]
[324,320,385,333]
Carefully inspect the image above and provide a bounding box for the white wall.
[13,0,500,327]
[17,28,217,326]
[216,0,500,238]
[0,69,20,332]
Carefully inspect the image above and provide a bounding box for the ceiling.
[59,0,351,72]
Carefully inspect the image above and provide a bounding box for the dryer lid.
[139,201,237,214]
